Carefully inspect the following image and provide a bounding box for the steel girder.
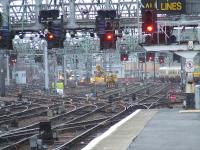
[2,0,139,31]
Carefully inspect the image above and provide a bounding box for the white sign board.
[15,71,27,84]
[57,89,64,95]
[185,59,194,72]
[188,41,193,50]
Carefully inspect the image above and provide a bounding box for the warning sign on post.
[185,59,194,72]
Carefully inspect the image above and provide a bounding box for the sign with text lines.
[141,0,186,14]
[157,0,186,14]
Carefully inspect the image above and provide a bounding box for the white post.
[43,40,49,90]
[35,0,42,24]
[63,55,67,86]
[13,63,16,80]
[1,1,9,28]
[144,51,147,81]
[178,25,181,44]
[45,0,48,9]
[54,52,58,94]
[137,0,140,43]
[6,55,10,85]
[105,0,111,9]
[68,0,78,28]
[61,0,67,22]
[198,24,200,43]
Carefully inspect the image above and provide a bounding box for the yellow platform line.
[179,110,200,113]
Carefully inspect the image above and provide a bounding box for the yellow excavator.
[90,65,117,88]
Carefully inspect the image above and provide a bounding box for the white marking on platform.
[82,109,141,150]
[179,110,200,113]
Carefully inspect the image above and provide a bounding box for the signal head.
[142,9,157,34]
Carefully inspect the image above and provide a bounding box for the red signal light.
[49,34,54,39]
[147,52,155,61]
[101,31,116,49]
[159,56,165,64]
[121,53,129,61]
[9,54,17,65]
[47,33,55,40]
[146,25,153,33]
[10,58,17,65]
[105,32,113,41]
[122,56,128,61]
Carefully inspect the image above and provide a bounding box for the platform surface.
[84,108,200,150]
[83,109,157,150]
[128,109,200,150]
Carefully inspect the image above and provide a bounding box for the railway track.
[0,82,181,150]
[0,103,126,149]
[52,83,169,150]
